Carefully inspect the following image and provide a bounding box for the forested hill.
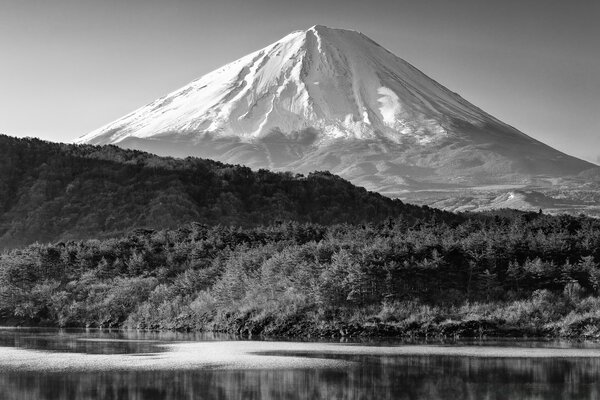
[2,213,600,338]
[0,134,450,249]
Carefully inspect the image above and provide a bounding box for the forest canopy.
[2,212,600,338]
[0,134,448,249]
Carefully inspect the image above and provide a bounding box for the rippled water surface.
[1,328,600,399]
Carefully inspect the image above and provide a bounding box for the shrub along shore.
[3,212,600,339]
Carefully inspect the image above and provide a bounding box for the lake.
[1,328,600,399]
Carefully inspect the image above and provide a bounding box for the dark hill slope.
[0,134,450,248]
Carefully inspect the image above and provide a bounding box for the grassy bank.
[119,292,600,340]
[4,295,600,340]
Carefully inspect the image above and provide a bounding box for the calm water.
[1,329,600,400]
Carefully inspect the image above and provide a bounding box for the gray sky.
[1,0,599,162]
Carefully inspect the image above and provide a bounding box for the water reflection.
[0,328,232,354]
[1,329,600,399]
[3,357,600,400]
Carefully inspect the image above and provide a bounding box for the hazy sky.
[1,0,598,162]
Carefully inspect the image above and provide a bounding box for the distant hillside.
[0,134,449,249]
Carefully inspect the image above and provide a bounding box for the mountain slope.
[0,134,450,249]
[77,25,593,194]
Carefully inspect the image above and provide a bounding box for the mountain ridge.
[0,134,450,249]
[76,25,593,195]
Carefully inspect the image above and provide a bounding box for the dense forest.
[2,211,600,338]
[0,134,443,249]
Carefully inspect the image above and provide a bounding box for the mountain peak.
[306,24,347,33]
[307,24,328,31]
[76,27,592,193]
[305,24,360,36]
[76,26,481,145]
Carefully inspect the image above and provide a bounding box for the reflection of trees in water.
[2,356,600,400]
[0,329,234,356]
[374,356,600,399]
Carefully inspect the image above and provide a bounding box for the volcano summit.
[77,25,595,206]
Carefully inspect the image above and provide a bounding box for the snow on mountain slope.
[78,25,508,145]
[76,25,593,193]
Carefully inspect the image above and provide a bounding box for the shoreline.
[0,318,596,341]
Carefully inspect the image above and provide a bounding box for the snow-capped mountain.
[77,25,593,195]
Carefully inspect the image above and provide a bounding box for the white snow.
[377,87,402,126]
[75,25,517,146]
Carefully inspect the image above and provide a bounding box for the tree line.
[2,211,600,337]
[0,134,447,248]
